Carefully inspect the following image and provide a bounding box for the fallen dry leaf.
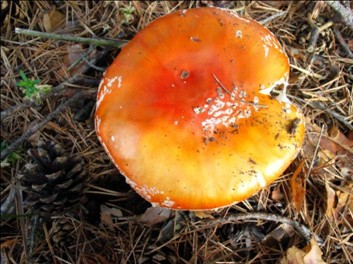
[193,210,215,219]
[291,159,306,214]
[282,246,306,264]
[262,223,295,249]
[272,185,284,202]
[138,206,173,227]
[58,44,97,78]
[303,238,326,264]
[320,126,353,156]
[328,127,353,148]
[334,182,353,227]
[281,237,326,264]
[100,204,123,230]
[0,238,18,249]
[324,180,336,218]
[42,5,65,32]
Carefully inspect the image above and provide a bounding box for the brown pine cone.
[19,141,88,217]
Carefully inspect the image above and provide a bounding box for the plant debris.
[1,1,352,263]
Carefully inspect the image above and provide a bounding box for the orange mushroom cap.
[95,7,305,210]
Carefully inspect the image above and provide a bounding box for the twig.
[259,10,287,25]
[306,125,325,180]
[15,177,28,260]
[333,28,353,58]
[208,212,317,244]
[1,48,110,120]
[15,28,127,48]
[27,215,39,264]
[0,185,16,215]
[325,1,353,29]
[81,55,106,72]
[1,92,83,160]
[288,95,353,130]
[1,74,81,120]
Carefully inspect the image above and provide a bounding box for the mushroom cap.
[95,7,305,210]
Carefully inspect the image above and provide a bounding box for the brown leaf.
[45,121,67,134]
[324,180,336,218]
[100,204,122,230]
[328,127,353,148]
[262,223,295,249]
[42,6,65,32]
[0,238,17,249]
[193,210,215,219]
[281,246,306,264]
[303,238,326,264]
[58,44,97,78]
[281,238,326,264]
[335,182,353,227]
[272,186,284,202]
[291,159,306,214]
[138,206,172,227]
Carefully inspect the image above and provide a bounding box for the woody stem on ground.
[1,74,80,120]
[1,48,110,120]
[1,35,114,160]
[0,92,82,160]
[325,1,353,29]
[209,212,318,244]
[15,28,127,47]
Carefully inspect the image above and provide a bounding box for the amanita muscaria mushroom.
[95,7,305,210]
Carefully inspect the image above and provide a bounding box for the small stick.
[325,1,353,29]
[208,212,317,244]
[1,48,110,120]
[333,28,353,58]
[0,186,16,215]
[288,95,353,130]
[0,92,83,160]
[27,215,39,263]
[1,74,80,120]
[306,125,325,180]
[15,28,127,48]
[259,10,287,25]
[15,178,28,260]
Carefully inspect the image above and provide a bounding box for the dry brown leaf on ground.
[281,237,326,264]
[325,180,353,221]
[335,182,353,227]
[193,210,215,219]
[271,185,285,202]
[304,123,352,180]
[325,180,337,218]
[58,44,98,78]
[320,126,353,156]
[0,238,18,249]
[262,223,295,249]
[290,159,306,214]
[42,5,66,32]
[137,206,173,227]
[99,204,123,230]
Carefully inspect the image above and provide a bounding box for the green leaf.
[19,70,28,82]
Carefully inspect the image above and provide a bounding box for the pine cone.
[20,141,88,216]
[50,217,76,247]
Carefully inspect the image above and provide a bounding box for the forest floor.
[1,1,352,263]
